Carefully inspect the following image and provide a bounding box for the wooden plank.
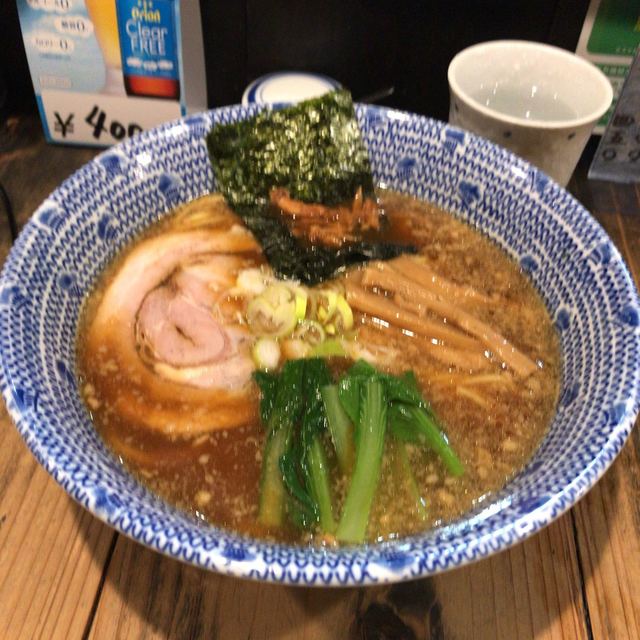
[434,515,588,640]
[615,196,640,290]
[8,113,640,639]
[87,510,588,639]
[0,114,99,245]
[89,536,363,639]
[0,232,10,271]
[571,198,640,640]
[574,437,640,640]
[0,407,115,640]
[0,116,110,638]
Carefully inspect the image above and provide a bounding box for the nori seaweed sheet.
[206,90,414,284]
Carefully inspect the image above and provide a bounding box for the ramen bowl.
[1,105,639,585]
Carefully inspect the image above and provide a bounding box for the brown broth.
[77,191,561,544]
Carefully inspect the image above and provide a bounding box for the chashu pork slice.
[85,225,262,436]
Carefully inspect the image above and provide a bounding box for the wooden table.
[1,115,638,640]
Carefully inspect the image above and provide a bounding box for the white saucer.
[242,72,341,106]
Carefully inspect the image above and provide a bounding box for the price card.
[589,49,640,183]
[40,90,180,145]
[16,0,206,147]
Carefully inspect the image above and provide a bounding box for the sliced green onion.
[293,320,325,346]
[310,338,347,358]
[252,337,281,370]
[246,297,297,337]
[262,283,294,308]
[315,290,338,324]
[245,280,301,338]
[295,292,307,320]
[334,295,354,331]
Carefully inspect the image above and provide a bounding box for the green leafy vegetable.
[255,357,463,541]
[389,403,464,477]
[321,384,355,474]
[279,439,317,529]
[206,90,414,284]
[390,439,428,522]
[335,359,463,540]
[296,359,336,532]
[336,378,387,543]
[336,374,361,425]
[257,359,336,532]
[254,370,278,424]
[384,370,427,407]
[259,427,291,528]
[305,436,336,534]
[257,360,306,527]
[336,360,425,422]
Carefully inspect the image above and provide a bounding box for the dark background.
[2,0,590,124]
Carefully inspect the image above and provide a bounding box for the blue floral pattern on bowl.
[1,104,639,586]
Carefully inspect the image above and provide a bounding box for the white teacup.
[447,40,613,186]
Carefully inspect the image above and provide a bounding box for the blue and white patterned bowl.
[1,105,639,586]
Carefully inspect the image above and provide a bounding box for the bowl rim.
[0,103,638,586]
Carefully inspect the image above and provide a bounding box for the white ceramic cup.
[447,40,613,186]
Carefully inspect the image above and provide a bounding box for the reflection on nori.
[206,90,414,284]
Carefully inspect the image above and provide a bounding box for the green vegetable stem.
[336,378,387,543]
[321,384,355,474]
[391,439,428,522]
[256,360,306,527]
[297,359,336,533]
[256,359,337,532]
[255,357,463,542]
[389,403,464,477]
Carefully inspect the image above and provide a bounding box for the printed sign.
[17,0,206,147]
[589,49,640,185]
[41,90,180,144]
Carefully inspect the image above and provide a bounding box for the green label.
[587,0,640,57]
[595,63,629,126]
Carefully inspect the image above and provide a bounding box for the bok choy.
[254,359,464,543]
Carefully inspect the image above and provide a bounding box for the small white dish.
[242,72,341,107]
[448,40,613,185]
